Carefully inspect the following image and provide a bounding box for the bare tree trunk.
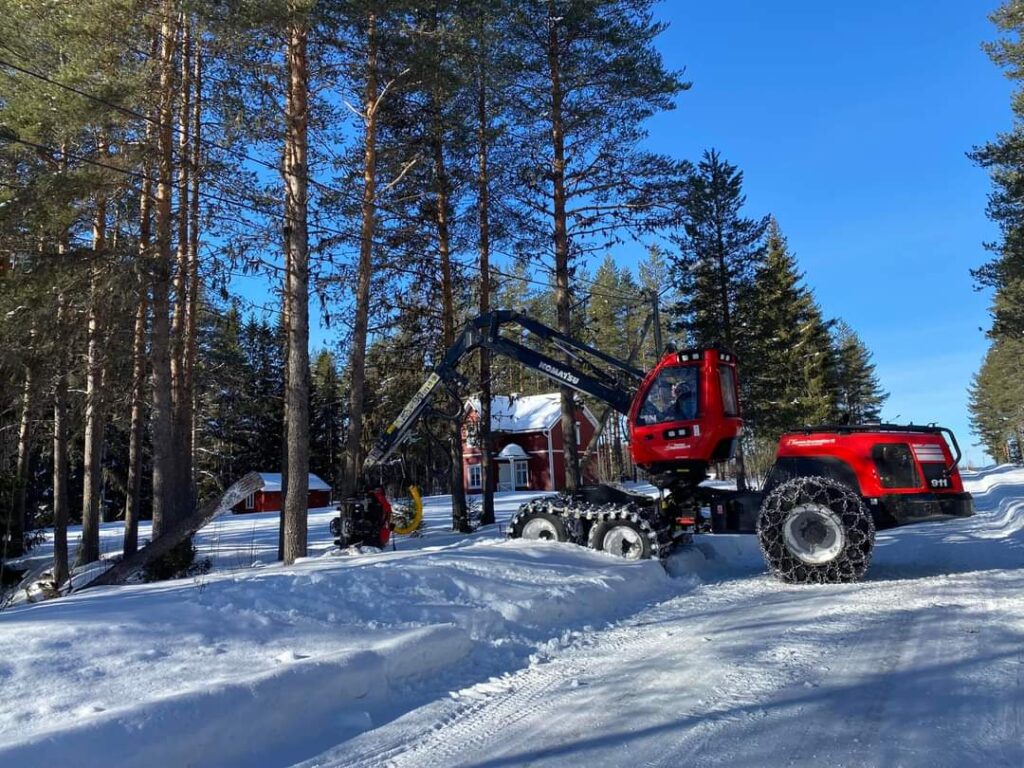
[79,164,108,566]
[52,289,70,584]
[124,276,148,558]
[278,252,290,562]
[8,359,36,559]
[171,14,193,515]
[185,40,202,511]
[546,4,580,491]
[151,2,178,539]
[125,119,154,558]
[430,86,468,531]
[282,6,310,565]
[716,229,747,491]
[476,38,495,526]
[342,10,379,499]
[611,414,623,479]
[52,183,71,584]
[277,38,296,563]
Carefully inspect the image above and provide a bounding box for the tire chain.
[757,475,875,584]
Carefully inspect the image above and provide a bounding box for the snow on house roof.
[466,392,596,433]
[256,473,331,492]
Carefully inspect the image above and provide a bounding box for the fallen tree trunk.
[81,472,265,590]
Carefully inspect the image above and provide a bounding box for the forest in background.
[0,0,886,581]
[969,1,1024,465]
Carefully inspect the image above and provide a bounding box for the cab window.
[719,365,739,417]
[638,366,699,425]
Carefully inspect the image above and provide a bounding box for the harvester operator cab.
[628,348,743,480]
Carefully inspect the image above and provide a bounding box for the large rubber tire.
[757,476,875,584]
[587,512,657,561]
[508,505,570,543]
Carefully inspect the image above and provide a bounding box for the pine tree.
[0,0,150,563]
[970,3,1024,339]
[508,0,686,490]
[332,2,402,500]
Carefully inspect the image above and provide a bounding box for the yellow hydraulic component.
[392,485,424,535]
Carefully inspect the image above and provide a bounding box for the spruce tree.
[738,218,844,475]
[670,150,768,350]
[670,150,768,487]
[969,335,1024,463]
[310,350,343,488]
[638,245,676,366]
[833,321,887,424]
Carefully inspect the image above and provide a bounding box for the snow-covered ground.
[1,469,1022,767]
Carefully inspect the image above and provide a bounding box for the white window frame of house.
[244,493,255,510]
[468,464,482,489]
[515,460,529,489]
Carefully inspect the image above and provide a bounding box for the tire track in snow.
[779,587,919,767]
[324,569,1024,768]
[331,622,646,768]
[310,577,781,768]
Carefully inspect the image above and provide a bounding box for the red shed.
[462,393,598,493]
[232,472,332,514]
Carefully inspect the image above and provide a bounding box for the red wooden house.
[232,473,332,514]
[462,393,598,493]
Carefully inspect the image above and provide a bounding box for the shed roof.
[256,473,331,492]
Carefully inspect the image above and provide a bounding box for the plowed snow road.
[304,470,1024,768]
[4,471,1021,768]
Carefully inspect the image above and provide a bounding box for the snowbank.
[0,491,681,767]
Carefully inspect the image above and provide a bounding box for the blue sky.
[251,0,1008,465]
[634,0,1010,464]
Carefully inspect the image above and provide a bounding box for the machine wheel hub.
[521,517,560,541]
[602,525,645,561]
[782,504,845,565]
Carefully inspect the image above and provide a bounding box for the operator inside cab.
[639,367,698,425]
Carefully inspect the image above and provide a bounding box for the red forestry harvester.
[332,311,973,583]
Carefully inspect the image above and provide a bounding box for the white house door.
[498,463,513,492]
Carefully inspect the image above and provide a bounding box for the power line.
[0,47,655,306]
[0,21,667,309]
[3,128,649,310]
[0,38,434,247]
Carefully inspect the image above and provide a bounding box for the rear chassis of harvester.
[509,423,973,582]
